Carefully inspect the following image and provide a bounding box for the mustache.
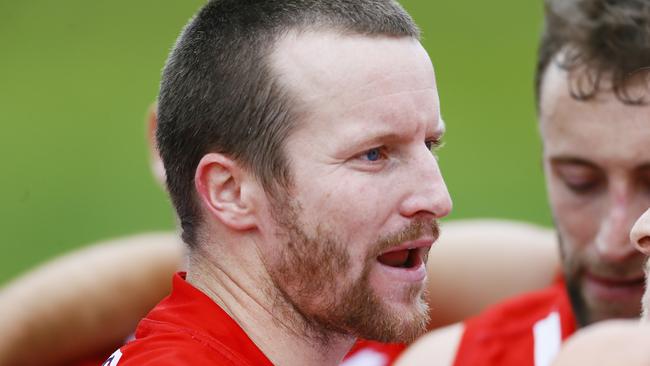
[578,256,647,279]
[557,230,647,279]
[371,219,440,258]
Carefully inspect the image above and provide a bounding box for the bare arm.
[0,232,184,366]
[552,320,650,366]
[426,219,559,329]
[395,219,559,366]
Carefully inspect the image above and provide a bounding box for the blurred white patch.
[340,349,388,366]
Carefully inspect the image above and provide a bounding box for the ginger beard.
[267,198,438,344]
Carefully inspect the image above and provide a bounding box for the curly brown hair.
[535,0,650,107]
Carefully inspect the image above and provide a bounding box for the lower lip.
[583,274,645,302]
[377,258,427,283]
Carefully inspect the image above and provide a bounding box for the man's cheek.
[320,186,384,221]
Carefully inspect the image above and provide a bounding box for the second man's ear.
[194,153,258,231]
[145,103,166,187]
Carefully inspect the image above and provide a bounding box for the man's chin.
[583,294,643,324]
[351,267,429,342]
[382,298,429,343]
[355,292,430,343]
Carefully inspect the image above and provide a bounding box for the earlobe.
[147,103,158,146]
[195,154,257,231]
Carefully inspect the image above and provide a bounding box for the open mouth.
[377,248,422,269]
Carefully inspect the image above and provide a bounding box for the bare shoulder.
[426,219,558,329]
[394,323,464,366]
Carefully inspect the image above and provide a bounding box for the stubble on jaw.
[559,233,644,326]
[642,259,650,322]
[265,197,438,345]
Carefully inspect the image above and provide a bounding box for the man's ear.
[195,153,258,231]
[146,103,166,187]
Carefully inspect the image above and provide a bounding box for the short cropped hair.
[157,0,419,247]
[535,0,650,107]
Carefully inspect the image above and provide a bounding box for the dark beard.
[557,231,591,327]
[564,275,590,327]
[266,198,435,345]
[558,232,643,327]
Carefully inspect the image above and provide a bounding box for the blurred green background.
[0,1,549,284]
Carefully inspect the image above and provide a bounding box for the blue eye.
[365,148,381,161]
[425,139,442,151]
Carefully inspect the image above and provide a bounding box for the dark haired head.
[536,0,650,108]
[157,0,419,247]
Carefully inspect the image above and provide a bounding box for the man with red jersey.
[397,0,650,365]
[542,210,650,366]
[104,0,453,365]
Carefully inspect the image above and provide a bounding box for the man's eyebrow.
[340,130,400,150]
[549,156,599,169]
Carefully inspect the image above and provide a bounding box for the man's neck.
[186,246,356,366]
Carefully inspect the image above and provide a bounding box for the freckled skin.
[252,31,452,342]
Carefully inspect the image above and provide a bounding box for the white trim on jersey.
[533,311,561,366]
[102,349,123,366]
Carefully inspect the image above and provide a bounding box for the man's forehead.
[540,62,650,168]
[269,29,433,101]
[540,60,650,122]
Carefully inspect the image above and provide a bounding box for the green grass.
[0,1,550,284]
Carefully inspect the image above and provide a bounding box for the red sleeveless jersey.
[453,278,577,366]
[102,273,273,366]
[99,273,405,366]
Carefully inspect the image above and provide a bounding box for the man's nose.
[631,208,650,256]
[595,193,640,262]
[399,147,452,219]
